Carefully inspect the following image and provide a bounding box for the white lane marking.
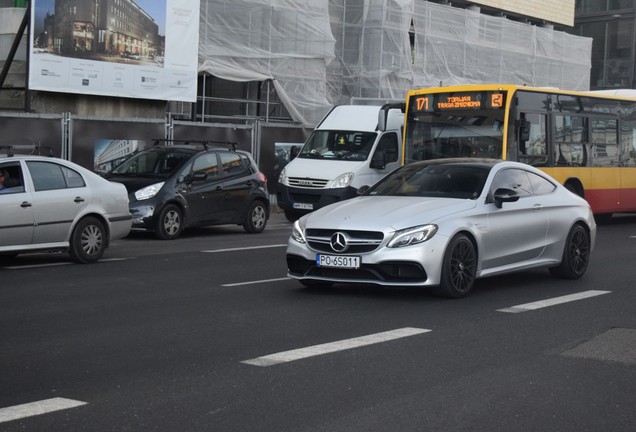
[242,327,431,366]
[222,277,290,287]
[201,244,287,253]
[497,290,611,313]
[3,257,127,270]
[0,398,87,423]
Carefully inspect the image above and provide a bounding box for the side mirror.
[370,150,386,169]
[357,185,370,195]
[187,171,208,183]
[491,188,519,208]
[518,118,531,142]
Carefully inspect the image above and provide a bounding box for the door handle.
[532,204,543,211]
[216,186,223,191]
[74,196,85,203]
[20,201,32,208]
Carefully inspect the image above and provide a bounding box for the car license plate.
[292,202,313,210]
[316,254,360,269]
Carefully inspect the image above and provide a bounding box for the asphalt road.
[1,212,635,432]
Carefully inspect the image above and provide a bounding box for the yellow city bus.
[403,84,636,217]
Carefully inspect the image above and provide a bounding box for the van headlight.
[135,182,164,200]
[388,224,438,248]
[278,167,289,186]
[331,172,354,189]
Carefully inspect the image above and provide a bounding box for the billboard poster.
[29,0,199,102]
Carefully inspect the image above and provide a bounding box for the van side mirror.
[357,185,370,195]
[370,150,386,169]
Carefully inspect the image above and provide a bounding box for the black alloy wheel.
[435,234,477,298]
[549,224,590,279]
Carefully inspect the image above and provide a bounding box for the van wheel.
[155,204,183,240]
[69,216,106,263]
[244,200,267,233]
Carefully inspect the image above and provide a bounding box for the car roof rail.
[32,145,55,157]
[0,145,14,157]
[151,139,239,151]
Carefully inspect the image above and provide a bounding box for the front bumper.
[277,184,358,214]
[285,233,450,287]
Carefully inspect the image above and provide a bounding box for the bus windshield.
[405,91,507,163]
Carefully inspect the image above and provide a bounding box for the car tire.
[155,204,183,240]
[69,216,106,263]
[549,224,590,279]
[243,200,268,234]
[434,233,477,298]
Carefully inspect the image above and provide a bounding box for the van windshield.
[298,130,377,161]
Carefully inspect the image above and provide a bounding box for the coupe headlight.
[278,168,289,186]
[388,224,438,248]
[134,182,165,200]
[331,172,354,189]
[290,219,306,244]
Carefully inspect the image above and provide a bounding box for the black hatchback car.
[105,144,270,239]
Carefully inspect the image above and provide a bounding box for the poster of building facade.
[29,0,199,102]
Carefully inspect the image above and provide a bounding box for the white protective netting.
[198,0,592,126]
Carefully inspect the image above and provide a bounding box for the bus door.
[515,112,548,167]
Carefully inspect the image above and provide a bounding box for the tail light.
[256,172,267,183]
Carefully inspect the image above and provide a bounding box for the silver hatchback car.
[286,159,596,298]
[0,154,132,263]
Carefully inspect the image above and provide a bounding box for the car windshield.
[369,163,490,199]
[111,150,191,178]
[298,130,377,161]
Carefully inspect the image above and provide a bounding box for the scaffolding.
[198,0,592,126]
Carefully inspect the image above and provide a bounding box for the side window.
[26,161,86,192]
[554,115,588,166]
[591,118,619,166]
[0,163,25,194]
[621,119,636,166]
[219,152,246,175]
[527,171,556,195]
[490,168,532,197]
[377,132,399,163]
[192,153,219,177]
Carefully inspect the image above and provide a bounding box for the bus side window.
[554,115,588,167]
[591,118,619,166]
[621,120,636,166]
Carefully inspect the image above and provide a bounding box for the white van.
[277,103,404,221]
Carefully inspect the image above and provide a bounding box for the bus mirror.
[519,118,531,142]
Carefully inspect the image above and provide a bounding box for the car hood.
[302,196,478,231]
[104,174,164,194]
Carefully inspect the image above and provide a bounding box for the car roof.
[408,158,502,169]
[142,145,249,154]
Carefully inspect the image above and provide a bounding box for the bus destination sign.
[413,92,505,112]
